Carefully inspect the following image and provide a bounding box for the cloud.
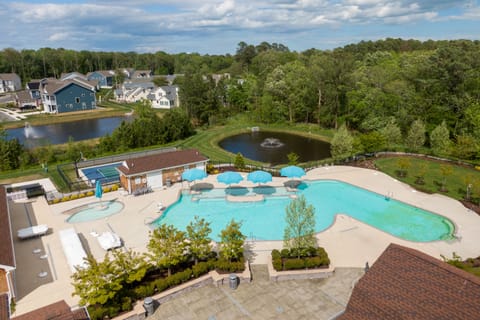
[0,0,478,54]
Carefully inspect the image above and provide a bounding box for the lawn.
[374,156,480,202]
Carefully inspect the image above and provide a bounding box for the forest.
[1,38,480,170]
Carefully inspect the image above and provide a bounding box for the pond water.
[5,116,132,148]
[218,131,331,165]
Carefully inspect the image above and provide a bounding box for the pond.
[5,116,132,148]
[218,130,331,165]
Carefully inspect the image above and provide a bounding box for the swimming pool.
[66,201,124,223]
[152,180,454,242]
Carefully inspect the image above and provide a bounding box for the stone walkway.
[147,266,364,320]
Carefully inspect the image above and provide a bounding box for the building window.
[81,93,85,97]
[75,97,80,103]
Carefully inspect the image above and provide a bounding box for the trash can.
[166,179,171,187]
[229,274,238,290]
[143,297,155,317]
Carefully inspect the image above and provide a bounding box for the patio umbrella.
[247,170,272,184]
[280,165,306,179]
[181,168,207,182]
[95,180,103,207]
[217,171,243,185]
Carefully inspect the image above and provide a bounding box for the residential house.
[40,78,96,113]
[60,72,87,81]
[0,187,16,320]
[26,80,41,100]
[337,243,480,319]
[156,74,183,85]
[15,90,38,111]
[116,149,208,194]
[11,300,89,320]
[131,70,153,79]
[147,85,179,109]
[114,79,155,103]
[86,70,115,88]
[0,73,22,93]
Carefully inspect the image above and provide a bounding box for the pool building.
[116,149,208,194]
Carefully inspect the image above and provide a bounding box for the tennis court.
[81,162,122,185]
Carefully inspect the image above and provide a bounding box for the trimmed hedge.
[272,247,330,271]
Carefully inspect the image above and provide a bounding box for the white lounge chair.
[17,224,49,239]
[97,232,122,250]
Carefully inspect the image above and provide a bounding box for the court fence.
[57,147,177,191]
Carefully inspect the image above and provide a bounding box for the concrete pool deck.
[8,165,480,317]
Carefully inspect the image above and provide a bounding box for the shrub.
[134,283,155,299]
[70,194,78,200]
[166,269,192,287]
[111,184,119,191]
[283,258,305,270]
[280,249,290,258]
[215,258,245,273]
[86,191,94,196]
[192,261,211,277]
[87,305,108,320]
[78,193,85,198]
[52,198,60,204]
[272,258,283,271]
[103,186,111,193]
[121,297,133,312]
[61,196,69,202]
[304,256,322,269]
[154,278,169,292]
[271,249,281,260]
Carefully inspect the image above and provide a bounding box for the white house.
[0,73,21,93]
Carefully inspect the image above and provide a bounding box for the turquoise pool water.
[66,201,124,223]
[151,180,454,242]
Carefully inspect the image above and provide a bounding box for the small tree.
[72,254,122,306]
[287,152,299,165]
[406,119,426,152]
[439,164,453,192]
[110,249,149,286]
[396,157,411,177]
[147,224,187,276]
[463,174,474,201]
[330,124,354,161]
[415,163,427,185]
[283,195,317,258]
[380,120,402,146]
[234,152,246,170]
[430,121,451,156]
[186,216,212,265]
[219,219,246,262]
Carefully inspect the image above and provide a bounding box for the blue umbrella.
[95,180,103,199]
[280,165,306,179]
[247,170,272,184]
[217,171,243,185]
[181,168,207,182]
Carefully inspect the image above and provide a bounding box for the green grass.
[374,156,480,202]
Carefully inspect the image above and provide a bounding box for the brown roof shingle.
[117,149,208,176]
[339,243,480,320]
[12,300,89,320]
[0,187,15,268]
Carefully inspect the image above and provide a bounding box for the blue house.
[40,78,96,113]
[87,70,115,88]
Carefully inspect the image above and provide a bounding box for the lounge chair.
[17,224,49,239]
[97,231,122,250]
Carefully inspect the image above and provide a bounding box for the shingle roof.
[0,73,19,81]
[339,243,480,320]
[117,149,208,176]
[41,79,94,95]
[12,300,89,320]
[0,187,15,268]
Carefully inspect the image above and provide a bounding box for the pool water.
[66,201,124,223]
[152,180,454,242]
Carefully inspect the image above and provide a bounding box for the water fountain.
[260,137,284,148]
[24,122,41,139]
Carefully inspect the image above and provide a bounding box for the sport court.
[80,162,121,185]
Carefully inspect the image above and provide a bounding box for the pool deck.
[8,165,480,317]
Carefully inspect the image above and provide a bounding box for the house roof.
[0,187,15,269]
[12,300,89,320]
[132,70,152,78]
[87,70,115,78]
[60,72,87,81]
[117,149,208,176]
[41,79,94,95]
[15,90,36,103]
[338,243,480,320]
[26,81,40,90]
[0,73,20,81]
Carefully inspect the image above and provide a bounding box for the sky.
[1,0,479,54]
